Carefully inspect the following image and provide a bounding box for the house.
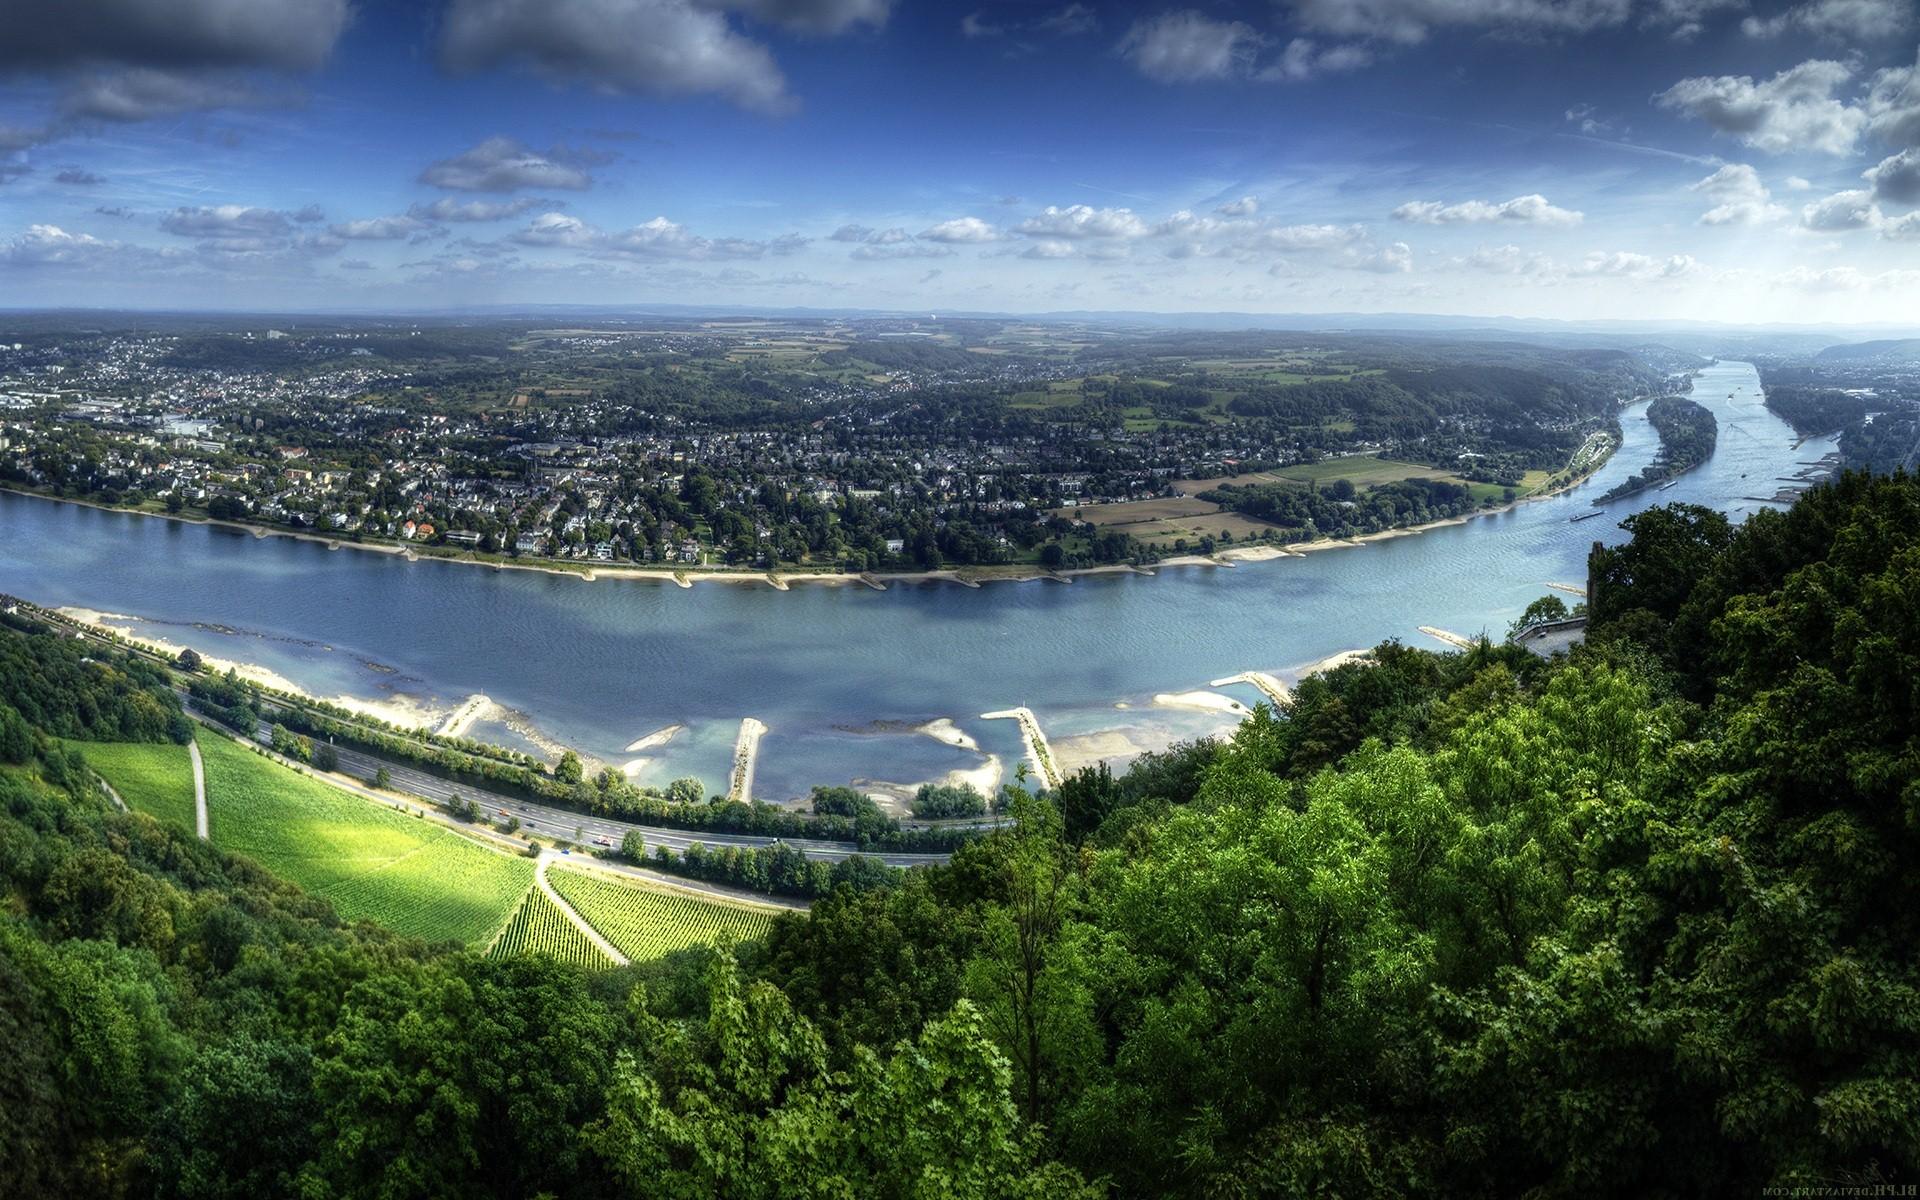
[445,530,483,547]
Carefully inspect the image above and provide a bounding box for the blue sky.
[3,0,1920,322]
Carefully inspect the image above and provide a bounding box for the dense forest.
[1201,475,1483,539]
[3,472,1919,1196]
[1762,385,1873,437]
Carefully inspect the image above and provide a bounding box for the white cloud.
[1575,250,1701,280]
[1117,11,1261,83]
[1022,239,1077,259]
[1655,59,1866,155]
[159,204,300,239]
[830,224,912,244]
[851,241,951,260]
[510,212,806,259]
[1017,204,1151,239]
[1800,188,1882,231]
[1453,243,1556,276]
[1258,38,1372,83]
[1689,164,1789,225]
[1742,0,1911,42]
[407,197,548,222]
[1216,196,1258,217]
[1863,148,1920,206]
[1644,0,1744,40]
[920,216,1003,243]
[1785,175,1814,190]
[1282,0,1632,45]
[420,138,594,193]
[1391,193,1583,226]
[1866,52,1920,148]
[330,215,434,240]
[441,0,794,114]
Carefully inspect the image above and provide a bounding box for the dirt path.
[188,738,208,839]
[536,855,630,966]
[96,775,128,812]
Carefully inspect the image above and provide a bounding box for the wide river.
[0,361,1830,802]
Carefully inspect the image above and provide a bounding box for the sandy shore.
[437,693,493,739]
[624,723,684,753]
[917,717,981,752]
[1153,690,1252,716]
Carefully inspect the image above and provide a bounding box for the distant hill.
[1815,338,1920,361]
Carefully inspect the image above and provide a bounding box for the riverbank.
[0,438,1619,594]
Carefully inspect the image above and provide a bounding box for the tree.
[555,750,584,785]
[312,742,338,772]
[176,647,202,672]
[1508,593,1568,638]
[372,766,391,790]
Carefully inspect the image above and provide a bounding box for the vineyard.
[68,739,196,833]
[488,886,613,970]
[195,730,534,946]
[548,867,777,960]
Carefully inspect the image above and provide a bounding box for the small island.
[1594,396,1717,504]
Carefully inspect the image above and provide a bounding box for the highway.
[229,716,952,868]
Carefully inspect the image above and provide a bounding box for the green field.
[196,730,534,946]
[547,867,776,960]
[488,886,612,969]
[67,740,195,833]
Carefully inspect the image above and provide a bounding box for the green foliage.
[912,781,989,819]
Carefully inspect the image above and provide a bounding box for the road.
[231,718,950,868]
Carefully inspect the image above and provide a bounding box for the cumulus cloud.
[2,224,122,266]
[1743,0,1911,41]
[160,205,300,240]
[1644,0,1743,40]
[1689,164,1788,225]
[420,138,595,192]
[1118,11,1261,83]
[1863,148,1920,206]
[1655,59,1865,155]
[1022,239,1077,259]
[1866,52,1920,149]
[510,211,806,259]
[1282,0,1632,45]
[0,0,350,72]
[1575,250,1701,280]
[441,0,794,114]
[1453,243,1557,276]
[407,196,549,222]
[1391,193,1583,226]
[1259,38,1372,83]
[1216,196,1258,217]
[829,224,911,244]
[919,216,1002,242]
[1017,204,1151,239]
[57,68,282,122]
[1800,188,1882,231]
[330,215,434,240]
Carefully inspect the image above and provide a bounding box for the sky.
[2,0,1920,323]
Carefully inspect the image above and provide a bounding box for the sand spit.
[1297,649,1374,678]
[728,718,768,803]
[981,707,1062,790]
[438,693,493,739]
[620,758,653,777]
[1418,626,1479,651]
[1154,690,1252,717]
[624,723,684,753]
[1210,671,1293,707]
[918,717,982,753]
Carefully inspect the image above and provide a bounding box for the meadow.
[547,866,776,960]
[195,730,534,946]
[67,739,196,833]
[487,885,612,970]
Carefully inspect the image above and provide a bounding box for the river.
[0,361,1831,802]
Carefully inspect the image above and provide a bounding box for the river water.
[0,361,1830,801]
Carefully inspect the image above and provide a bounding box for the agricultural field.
[195,730,534,946]
[66,739,195,833]
[1172,455,1456,496]
[547,867,776,960]
[488,886,613,970]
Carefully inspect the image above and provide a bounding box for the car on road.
[592,836,612,847]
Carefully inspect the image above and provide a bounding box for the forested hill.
[4,473,1920,1196]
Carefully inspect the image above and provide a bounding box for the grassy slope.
[547,866,775,961]
[66,740,195,833]
[195,730,533,946]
